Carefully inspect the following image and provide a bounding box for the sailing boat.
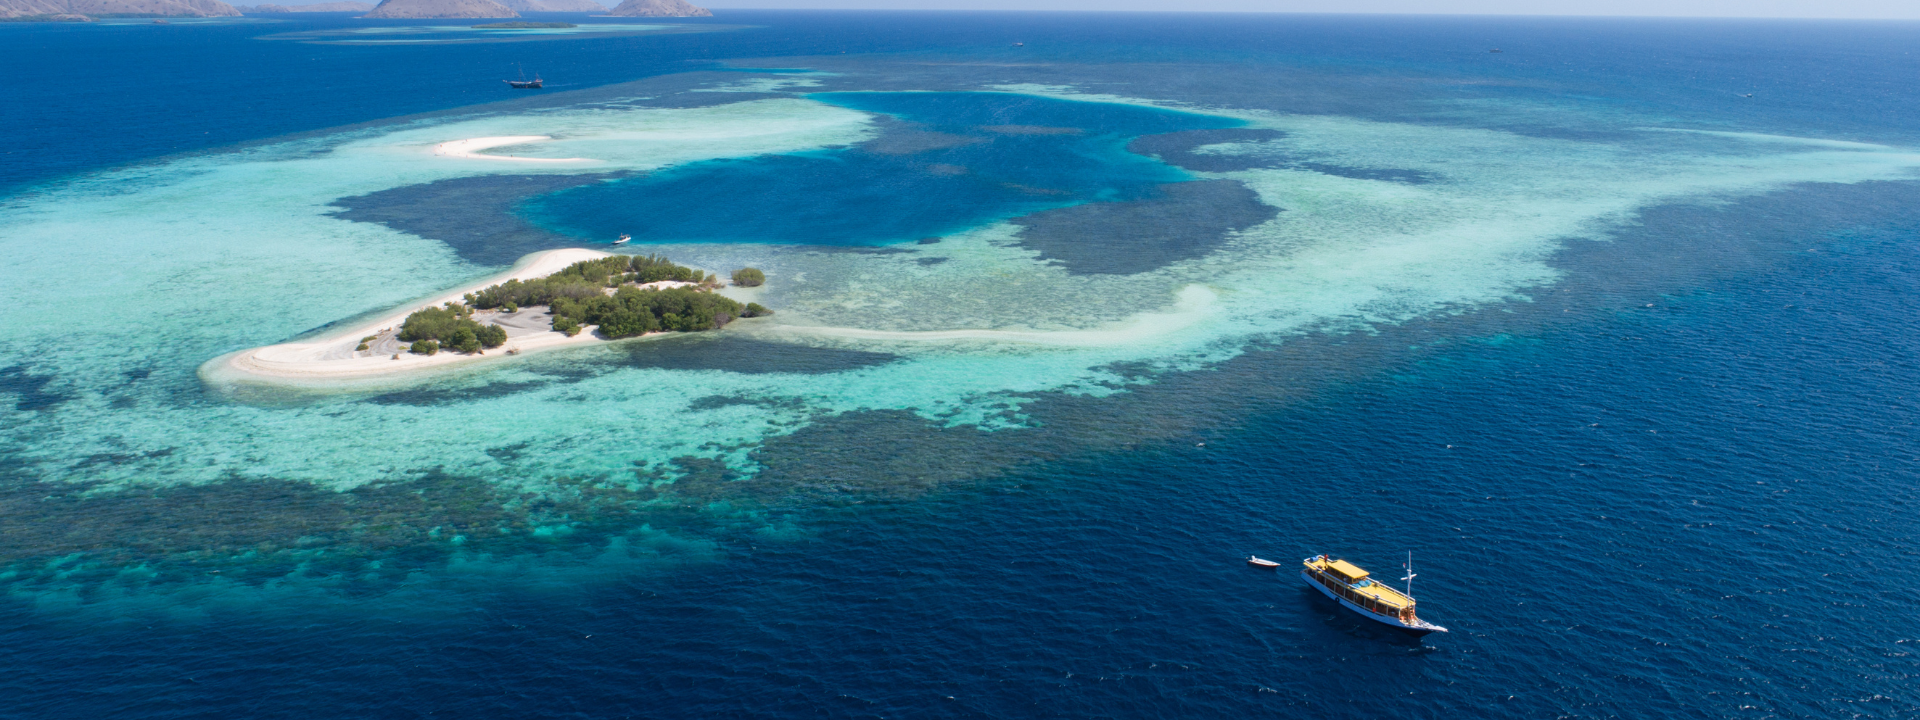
[1301,552,1448,635]
[505,64,543,90]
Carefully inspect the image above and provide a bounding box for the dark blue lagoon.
[2,10,1918,720]
[522,91,1240,247]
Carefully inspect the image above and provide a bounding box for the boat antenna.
[1402,551,1417,600]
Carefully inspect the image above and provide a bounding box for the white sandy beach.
[432,136,595,163]
[206,248,615,384]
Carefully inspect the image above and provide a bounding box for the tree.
[732,268,765,287]
[449,326,480,354]
[476,324,507,348]
[410,339,439,356]
[742,303,772,318]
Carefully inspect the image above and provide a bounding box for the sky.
[687,1,1920,19]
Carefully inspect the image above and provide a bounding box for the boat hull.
[1301,570,1444,636]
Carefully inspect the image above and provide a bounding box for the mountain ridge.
[235,1,373,11]
[2,0,239,18]
[499,0,604,11]
[605,0,705,17]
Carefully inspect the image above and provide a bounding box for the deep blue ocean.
[4,11,1919,719]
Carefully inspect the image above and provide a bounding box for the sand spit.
[205,248,616,386]
[764,285,1219,347]
[432,135,594,163]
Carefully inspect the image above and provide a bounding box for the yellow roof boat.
[1301,553,1446,636]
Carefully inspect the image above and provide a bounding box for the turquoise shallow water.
[523,91,1239,247]
[2,11,1919,718]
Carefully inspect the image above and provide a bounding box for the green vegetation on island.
[552,285,744,338]
[467,254,713,310]
[472,21,575,28]
[731,267,765,287]
[399,303,508,354]
[392,254,765,355]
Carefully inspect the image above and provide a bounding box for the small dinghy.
[1247,556,1281,569]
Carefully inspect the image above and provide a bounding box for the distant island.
[358,0,615,17]
[211,249,772,384]
[606,0,707,17]
[500,0,604,11]
[472,19,572,27]
[362,0,515,19]
[2,0,239,20]
[235,1,371,11]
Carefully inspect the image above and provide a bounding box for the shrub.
[731,268,765,287]
[552,316,582,336]
[356,342,370,351]
[476,324,507,348]
[742,303,772,318]
[398,306,465,342]
[409,339,439,356]
[449,326,480,354]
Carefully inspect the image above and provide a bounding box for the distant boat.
[1302,553,1447,636]
[1247,556,1281,569]
[612,234,630,245]
[505,65,543,89]
[1013,42,1024,47]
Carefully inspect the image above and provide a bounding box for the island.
[606,0,707,17]
[209,249,772,384]
[362,0,515,19]
[2,0,239,20]
[235,1,372,11]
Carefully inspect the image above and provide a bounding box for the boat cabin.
[1324,559,1369,583]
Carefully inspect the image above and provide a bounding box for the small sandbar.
[763,285,1218,348]
[433,136,594,164]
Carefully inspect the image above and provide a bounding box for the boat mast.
[1403,551,1417,600]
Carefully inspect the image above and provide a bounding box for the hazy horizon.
[259,0,1920,20]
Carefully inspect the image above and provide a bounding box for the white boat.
[1247,556,1281,569]
[1302,552,1447,636]
[613,234,630,245]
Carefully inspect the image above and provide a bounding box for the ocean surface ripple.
[1,11,1917,719]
